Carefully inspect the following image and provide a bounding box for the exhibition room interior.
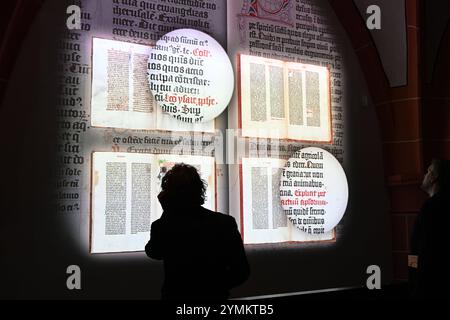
[1,0,449,300]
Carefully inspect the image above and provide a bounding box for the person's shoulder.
[428,191,450,213]
[424,192,447,210]
[201,207,237,226]
[434,191,450,203]
[419,193,449,223]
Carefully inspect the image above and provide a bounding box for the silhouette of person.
[145,163,250,300]
[409,159,450,298]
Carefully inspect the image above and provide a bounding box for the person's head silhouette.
[422,159,450,196]
[158,163,207,211]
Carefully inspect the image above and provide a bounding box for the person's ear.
[429,171,438,185]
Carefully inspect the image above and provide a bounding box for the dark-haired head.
[431,159,450,193]
[159,163,207,210]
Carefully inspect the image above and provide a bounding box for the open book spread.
[239,54,331,141]
[91,152,215,253]
[91,38,214,132]
[88,40,336,253]
[241,157,334,244]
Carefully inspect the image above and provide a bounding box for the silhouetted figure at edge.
[409,159,450,298]
[145,163,250,300]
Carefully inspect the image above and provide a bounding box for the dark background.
[1,0,449,299]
